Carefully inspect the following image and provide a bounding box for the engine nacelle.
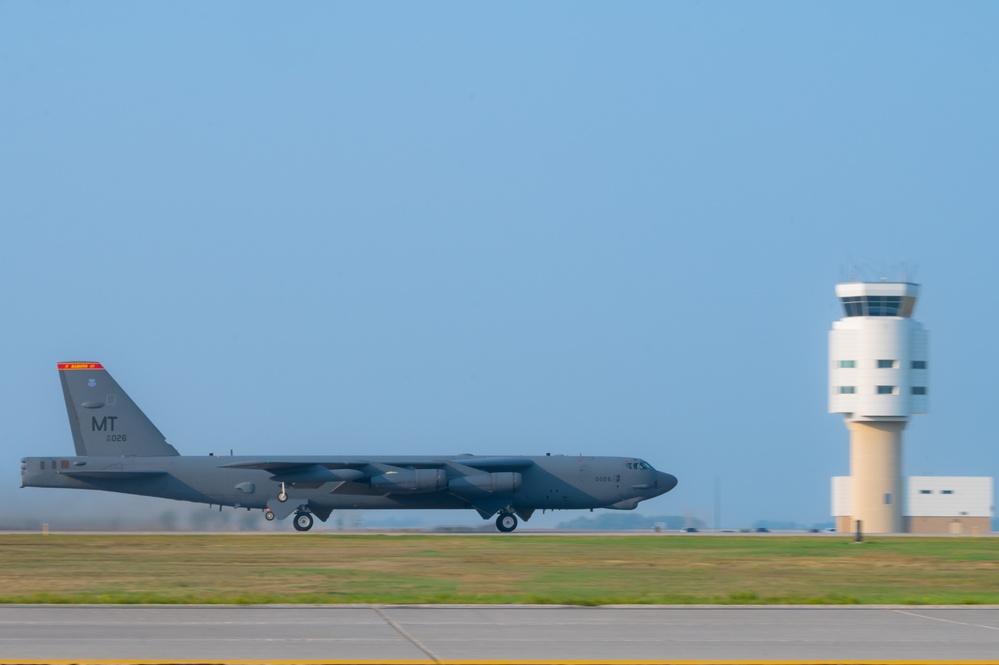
[369,468,446,494]
[448,472,521,497]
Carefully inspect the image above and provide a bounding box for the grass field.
[1,534,997,605]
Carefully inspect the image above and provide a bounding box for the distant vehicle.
[754,527,770,533]
[21,362,679,532]
[823,527,836,533]
[652,522,667,532]
[683,527,699,533]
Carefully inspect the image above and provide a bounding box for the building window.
[877,359,898,369]
[837,386,856,394]
[912,360,927,369]
[884,493,892,505]
[912,387,927,395]
[838,360,856,368]
[919,490,932,494]
[877,385,897,395]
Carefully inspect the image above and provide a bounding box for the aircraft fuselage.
[21,362,678,531]
[22,453,675,515]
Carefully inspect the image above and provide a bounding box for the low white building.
[832,476,993,534]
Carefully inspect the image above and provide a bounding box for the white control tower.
[829,282,928,533]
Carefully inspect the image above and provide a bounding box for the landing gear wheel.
[264,509,276,521]
[496,513,518,533]
[278,483,288,503]
[293,512,314,532]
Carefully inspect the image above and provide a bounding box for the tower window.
[884,493,892,505]
[912,387,927,395]
[919,490,932,494]
[838,360,856,368]
[841,297,864,317]
[837,386,856,394]
[839,294,914,318]
[877,359,898,369]
[876,386,897,395]
[912,360,927,369]
[942,490,954,495]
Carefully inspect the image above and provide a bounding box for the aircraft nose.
[657,472,678,494]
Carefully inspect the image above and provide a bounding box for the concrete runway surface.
[1,605,998,664]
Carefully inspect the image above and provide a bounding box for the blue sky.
[2,2,997,529]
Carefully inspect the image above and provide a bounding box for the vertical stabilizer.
[58,362,179,457]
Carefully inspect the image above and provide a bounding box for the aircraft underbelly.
[323,493,471,510]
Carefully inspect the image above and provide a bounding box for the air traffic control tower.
[829,282,928,533]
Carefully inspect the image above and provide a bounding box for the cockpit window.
[626,460,654,470]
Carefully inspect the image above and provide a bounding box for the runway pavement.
[1,604,998,664]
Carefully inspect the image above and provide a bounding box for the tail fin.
[58,362,179,457]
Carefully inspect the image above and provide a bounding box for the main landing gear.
[496,512,518,533]
[293,511,314,532]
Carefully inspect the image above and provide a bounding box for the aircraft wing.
[61,470,168,480]
[222,457,536,474]
[220,461,369,472]
[449,457,535,471]
[220,461,367,488]
[218,457,536,491]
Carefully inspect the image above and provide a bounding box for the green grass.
[0,534,996,605]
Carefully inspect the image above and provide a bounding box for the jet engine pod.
[448,472,521,497]
[369,468,446,493]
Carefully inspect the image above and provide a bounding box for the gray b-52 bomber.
[21,362,678,532]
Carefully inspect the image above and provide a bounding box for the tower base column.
[848,420,905,534]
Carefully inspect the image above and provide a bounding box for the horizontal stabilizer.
[62,470,167,480]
